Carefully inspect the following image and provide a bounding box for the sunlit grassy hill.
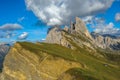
[10,42,119,80]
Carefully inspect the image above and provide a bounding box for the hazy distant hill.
[0,44,10,71]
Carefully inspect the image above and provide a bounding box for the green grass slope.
[18,42,120,80]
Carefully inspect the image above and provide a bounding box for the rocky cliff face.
[46,27,72,49]
[91,32,120,50]
[0,44,10,70]
[70,17,92,39]
[46,17,94,51]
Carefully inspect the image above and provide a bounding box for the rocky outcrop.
[46,17,94,50]
[91,32,120,50]
[70,17,92,39]
[46,27,62,44]
[46,27,73,49]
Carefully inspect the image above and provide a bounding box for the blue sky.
[98,0,120,27]
[0,0,48,42]
[0,0,120,42]
[86,0,120,32]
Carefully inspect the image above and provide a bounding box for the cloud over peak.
[25,0,114,26]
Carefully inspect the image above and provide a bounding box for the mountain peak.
[69,17,92,39]
[75,17,83,23]
[46,17,120,51]
[46,26,62,44]
[46,17,94,50]
[75,17,87,32]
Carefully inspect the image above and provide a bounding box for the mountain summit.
[46,17,120,51]
[71,17,92,39]
[46,17,94,50]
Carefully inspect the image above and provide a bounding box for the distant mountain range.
[0,44,10,70]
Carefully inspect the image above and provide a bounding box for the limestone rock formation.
[46,27,62,44]
[70,17,92,39]
[46,17,94,50]
[91,32,120,50]
[46,27,73,48]
[46,17,120,51]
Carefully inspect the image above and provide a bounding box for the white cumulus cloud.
[0,23,23,31]
[82,16,120,35]
[25,0,114,26]
[115,13,120,22]
[94,22,120,34]
[18,32,28,40]
[0,23,23,39]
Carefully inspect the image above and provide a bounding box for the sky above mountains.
[0,0,120,43]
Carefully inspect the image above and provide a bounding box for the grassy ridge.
[18,42,120,80]
[65,68,99,80]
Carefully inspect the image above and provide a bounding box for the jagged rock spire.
[70,17,92,39]
[46,26,62,44]
[46,17,94,49]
